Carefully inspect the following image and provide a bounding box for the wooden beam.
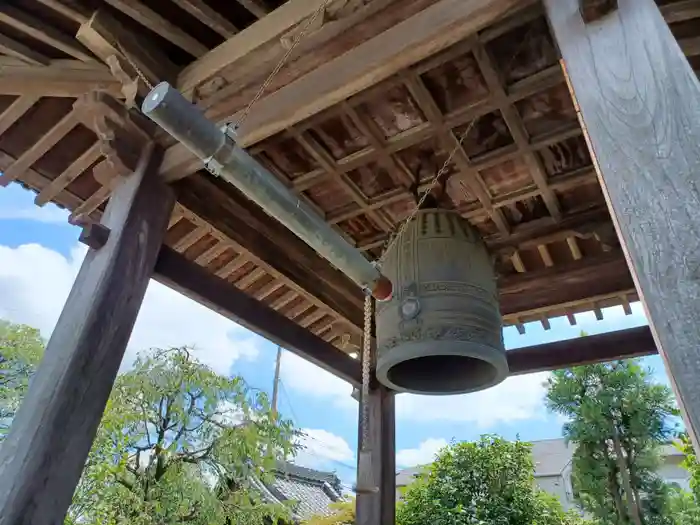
[153,246,362,386]
[35,142,103,206]
[0,58,122,98]
[0,144,175,525]
[237,0,271,18]
[545,0,700,448]
[356,354,395,525]
[165,0,522,180]
[77,9,178,87]
[174,173,366,330]
[170,0,238,38]
[499,252,634,316]
[0,108,79,187]
[0,33,50,65]
[232,0,522,146]
[507,326,657,375]
[103,0,208,57]
[178,0,340,91]
[0,95,38,136]
[0,4,94,62]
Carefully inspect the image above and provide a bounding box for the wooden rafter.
[0,58,123,98]
[170,0,239,38]
[103,0,208,57]
[0,4,93,62]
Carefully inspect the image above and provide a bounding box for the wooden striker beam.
[0,145,175,524]
[544,0,700,448]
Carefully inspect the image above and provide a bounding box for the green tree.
[304,499,355,525]
[546,359,678,525]
[0,320,44,438]
[67,347,300,525]
[396,436,591,525]
[678,434,700,502]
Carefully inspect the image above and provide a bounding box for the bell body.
[375,210,507,395]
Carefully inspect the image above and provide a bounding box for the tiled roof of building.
[263,461,343,522]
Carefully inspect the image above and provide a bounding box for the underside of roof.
[0,0,692,356]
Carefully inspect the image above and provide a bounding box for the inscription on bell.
[375,209,507,395]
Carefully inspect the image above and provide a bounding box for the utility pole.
[271,346,282,417]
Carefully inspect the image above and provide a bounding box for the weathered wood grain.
[355,380,395,525]
[545,0,700,446]
[0,145,175,525]
[507,326,658,375]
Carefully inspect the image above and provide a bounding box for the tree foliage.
[68,346,299,525]
[0,320,43,438]
[396,436,591,525]
[546,358,678,525]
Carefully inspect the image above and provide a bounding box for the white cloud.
[279,350,355,409]
[396,438,448,468]
[395,372,550,427]
[0,242,260,375]
[293,428,355,471]
[0,201,69,224]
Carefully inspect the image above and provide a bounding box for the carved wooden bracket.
[77,221,111,250]
[73,91,154,178]
[580,0,618,23]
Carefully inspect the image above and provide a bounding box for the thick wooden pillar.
[356,381,396,525]
[0,144,175,525]
[544,0,700,447]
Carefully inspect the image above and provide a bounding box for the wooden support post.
[0,144,175,525]
[356,382,396,525]
[545,0,700,448]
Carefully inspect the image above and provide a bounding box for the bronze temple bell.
[375,209,507,395]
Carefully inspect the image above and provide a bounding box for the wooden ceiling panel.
[485,15,558,86]
[479,156,532,197]
[419,47,489,114]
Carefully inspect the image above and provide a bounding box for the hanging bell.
[375,209,507,395]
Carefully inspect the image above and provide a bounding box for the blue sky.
[0,182,670,488]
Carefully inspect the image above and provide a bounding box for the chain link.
[116,43,154,91]
[233,0,333,131]
[377,117,477,266]
[360,293,372,451]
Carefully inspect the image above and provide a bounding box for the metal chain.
[377,117,477,266]
[360,293,372,451]
[233,0,333,131]
[375,27,535,267]
[116,43,154,91]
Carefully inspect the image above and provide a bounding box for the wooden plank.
[35,142,103,206]
[77,9,178,86]
[34,0,90,24]
[507,326,658,375]
[178,0,339,91]
[0,58,123,98]
[174,173,366,330]
[153,246,362,386]
[237,0,271,18]
[104,0,208,57]
[0,95,39,136]
[498,252,634,316]
[170,0,238,37]
[545,0,700,447]
[0,5,94,62]
[0,33,50,65]
[0,108,78,187]
[234,0,522,146]
[0,144,175,525]
[163,0,526,180]
[356,353,395,525]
